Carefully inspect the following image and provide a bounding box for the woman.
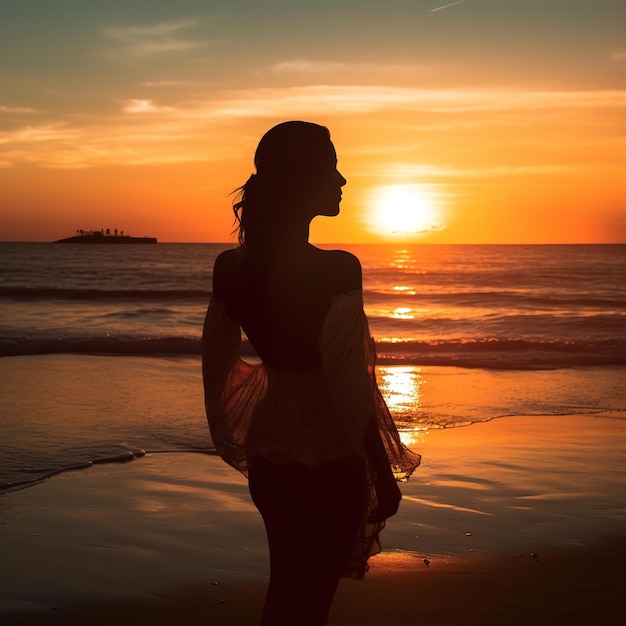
[203,121,420,626]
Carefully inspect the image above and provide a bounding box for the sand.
[1,413,624,625]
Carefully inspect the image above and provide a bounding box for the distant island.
[54,229,157,244]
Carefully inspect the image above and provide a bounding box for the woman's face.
[307,143,347,219]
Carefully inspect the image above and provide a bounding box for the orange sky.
[1,1,625,243]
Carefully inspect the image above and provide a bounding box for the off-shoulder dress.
[202,288,420,579]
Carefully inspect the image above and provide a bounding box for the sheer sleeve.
[320,290,421,579]
[202,296,241,408]
[319,290,373,451]
[202,296,265,475]
[203,290,420,579]
[320,290,421,481]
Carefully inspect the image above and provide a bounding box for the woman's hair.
[232,121,333,250]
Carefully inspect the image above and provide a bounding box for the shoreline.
[3,356,624,493]
[1,412,624,624]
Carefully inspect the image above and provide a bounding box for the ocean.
[1,242,625,490]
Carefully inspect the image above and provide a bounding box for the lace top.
[202,289,420,578]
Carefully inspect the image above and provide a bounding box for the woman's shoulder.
[215,247,242,266]
[313,247,362,294]
[212,247,243,298]
[317,247,360,266]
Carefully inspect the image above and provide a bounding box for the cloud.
[1,85,624,169]
[119,99,172,114]
[270,59,350,75]
[205,85,626,119]
[0,106,37,114]
[0,123,92,168]
[268,58,436,77]
[103,19,207,57]
[382,163,577,179]
[105,20,198,39]
[430,0,465,13]
[140,80,199,87]
[0,118,204,168]
[0,123,77,146]
[610,51,626,62]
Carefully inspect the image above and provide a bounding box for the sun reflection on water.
[392,285,417,295]
[376,365,428,445]
[389,249,415,271]
[378,366,424,412]
[398,428,427,448]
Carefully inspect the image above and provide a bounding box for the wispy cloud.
[103,19,207,57]
[140,80,200,87]
[207,85,626,118]
[0,123,77,146]
[0,123,85,168]
[382,163,577,179]
[610,51,626,62]
[268,58,436,77]
[0,105,38,114]
[0,119,207,169]
[119,99,172,114]
[270,59,349,74]
[2,85,624,169]
[105,20,198,39]
[430,0,465,13]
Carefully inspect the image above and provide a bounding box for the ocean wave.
[375,337,626,369]
[2,334,625,369]
[4,285,624,310]
[366,312,626,342]
[363,289,626,310]
[0,335,204,357]
[0,286,211,301]
[0,447,215,492]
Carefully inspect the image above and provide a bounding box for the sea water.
[1,243,625,489]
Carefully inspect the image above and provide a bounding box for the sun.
[367,184,441,238]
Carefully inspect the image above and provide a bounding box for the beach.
[2,408,624,625]
[1,242,624,624]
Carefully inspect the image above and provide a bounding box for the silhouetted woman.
[203,121,420,626]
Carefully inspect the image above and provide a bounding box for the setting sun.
[367,185,442,239]
[1,2,625,244]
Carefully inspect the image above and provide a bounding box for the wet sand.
[1,413,624,625]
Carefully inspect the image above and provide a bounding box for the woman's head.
[233,121,346,248]
[254,121,332,182]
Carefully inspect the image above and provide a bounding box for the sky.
[1,0,625,243]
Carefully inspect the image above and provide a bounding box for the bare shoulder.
[320,248,361,274]
[214,247,240,270]
[212,248,241,298]
[315,248,362,294]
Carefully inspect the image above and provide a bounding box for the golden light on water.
[389,250,415,270]
[376,366,429,446]
[398,428,427,448]
[377,366,422,412]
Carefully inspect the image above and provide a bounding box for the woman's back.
[212,245,361,371]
